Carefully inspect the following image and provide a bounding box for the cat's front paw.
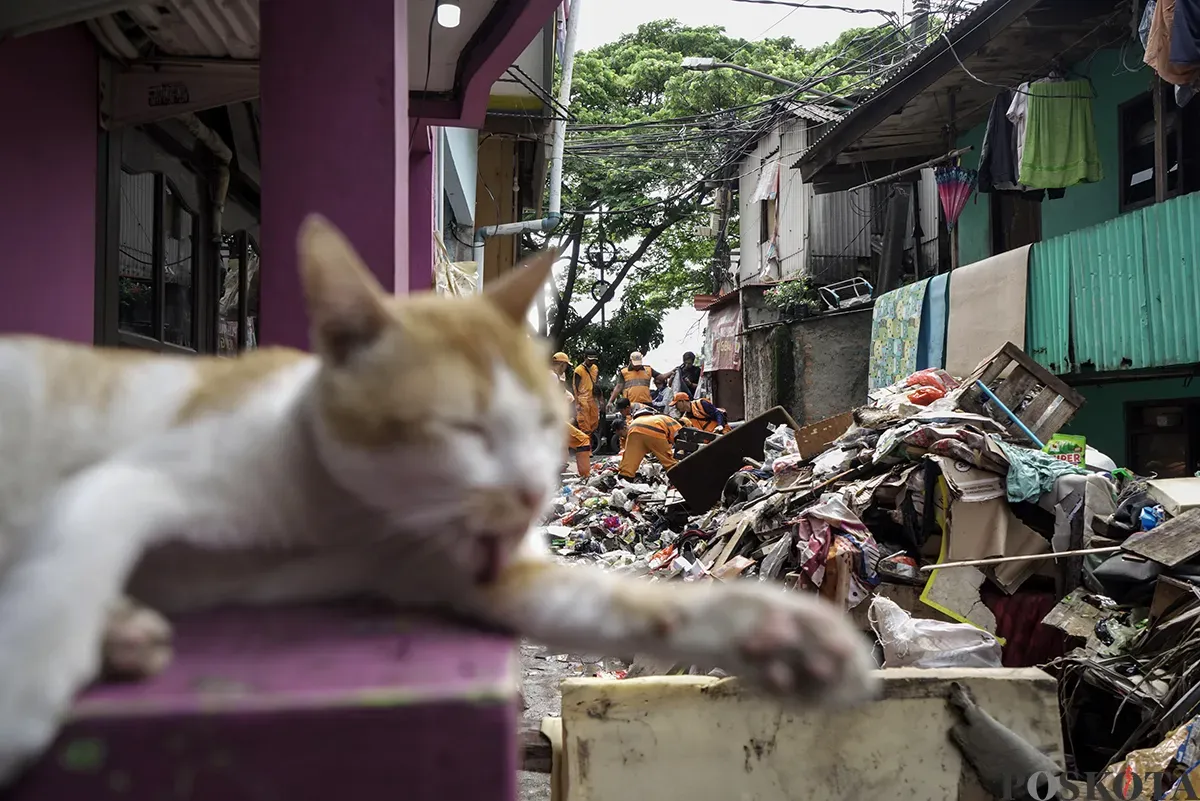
[692,583,880,708]
[102,598,173,679]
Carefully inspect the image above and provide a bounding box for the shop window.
[118,170,200,351]
[218,232,261,356]
[1118,90,1200,213]
[1125,399,1200,478]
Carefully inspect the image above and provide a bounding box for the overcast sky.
[567,0,908,372]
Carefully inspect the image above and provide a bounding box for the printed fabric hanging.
[935,163,978,231]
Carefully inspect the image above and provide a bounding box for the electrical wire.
[409,3,438,146]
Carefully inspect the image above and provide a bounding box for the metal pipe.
[975,379,1044,448]
[920,546,1122,573]
[179,112,232,240]
[846,145,973,192]
[473,213,562,292]
[547,0,582,216]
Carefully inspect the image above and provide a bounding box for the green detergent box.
[1044,433,1086,468]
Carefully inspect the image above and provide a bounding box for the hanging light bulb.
[436,1,461,28]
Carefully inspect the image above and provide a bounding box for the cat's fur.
[0,215,878,784]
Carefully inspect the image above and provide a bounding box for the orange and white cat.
[0,215,878,784]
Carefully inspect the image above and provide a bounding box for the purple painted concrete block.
[5,605,519,801]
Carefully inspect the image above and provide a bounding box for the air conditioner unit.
[696,226,715,238]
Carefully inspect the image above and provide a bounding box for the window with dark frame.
[1125,398,1200,479]
[1118,90,1200,213]
[117,169,201,352]
[759,197,776,244]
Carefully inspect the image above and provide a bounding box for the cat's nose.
[516,488,542,510]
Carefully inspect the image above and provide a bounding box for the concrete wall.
[956,48,1156,265]
[743,306,872,425]
[0,26,97,342]
[440,127,478,227]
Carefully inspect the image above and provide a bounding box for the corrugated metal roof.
[780,100,844,125]
[88,0,259,60]
[1144,192,1200,367]
[1025,234,1071,374]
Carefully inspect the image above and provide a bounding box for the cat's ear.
[484,248,558,325]
[297,214,389,364]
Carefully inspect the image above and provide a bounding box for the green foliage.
[763,277,820,312]
[555,18,908,350]
[559,303,666,381]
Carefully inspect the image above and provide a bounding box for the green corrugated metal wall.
[1144,193,1200,367]
[1026,193,1200,374]
[1026,236,1071,374]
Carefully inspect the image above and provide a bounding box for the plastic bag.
[906,385,946,406]
[868,596,1003,668]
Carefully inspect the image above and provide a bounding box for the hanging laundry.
[979,89,1020,191]
[1017,80,1102,189]
[1006,84,1031,171]
[1145,0,1200,86]
[1171,0,1200,67]
[979,88,1066,201]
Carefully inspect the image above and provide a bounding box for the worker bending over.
[673,392,727,433]
[619,409,682,479]
[572,351,601,435]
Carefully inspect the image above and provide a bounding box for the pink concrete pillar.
[259,0,409,349]
[0,27,96,343]
[408,130,434,294]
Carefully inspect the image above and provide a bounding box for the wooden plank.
[994,369,1041,411]
[520,722,553,773]
[1124,508,1200,566]
[795,411,855,459]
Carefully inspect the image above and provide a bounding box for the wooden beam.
[809,158,931,194]
[1154,76,1168,204]
[799,0,1044,182]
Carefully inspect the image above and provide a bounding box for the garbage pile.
[541,341,1200,780]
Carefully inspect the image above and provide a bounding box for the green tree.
[550,19,910,351]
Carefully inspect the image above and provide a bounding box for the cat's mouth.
[474,535,504,585]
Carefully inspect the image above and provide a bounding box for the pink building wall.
[0,27,97,343]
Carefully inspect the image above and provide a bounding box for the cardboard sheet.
[945,245,1031,377]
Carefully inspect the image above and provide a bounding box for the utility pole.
[910,0,930,54]
[711,172,734,292]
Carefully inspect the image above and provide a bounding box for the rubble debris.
[538,339,1200,779]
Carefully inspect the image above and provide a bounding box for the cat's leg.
[477,559,879,707]
[0,462,191,785]
[101,596,173,679]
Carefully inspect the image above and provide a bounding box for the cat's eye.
[453,422,489,438]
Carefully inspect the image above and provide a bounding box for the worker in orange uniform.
[572,351,601,435]
[609,351,660,407]
[672,392,727,433]
[552,355,590,477]
[619,409,682,479]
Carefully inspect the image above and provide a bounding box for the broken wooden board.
[559,670,1063,801]
[795,410,855,459]
[667,406,801,511]
[1123,508,1200,566]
